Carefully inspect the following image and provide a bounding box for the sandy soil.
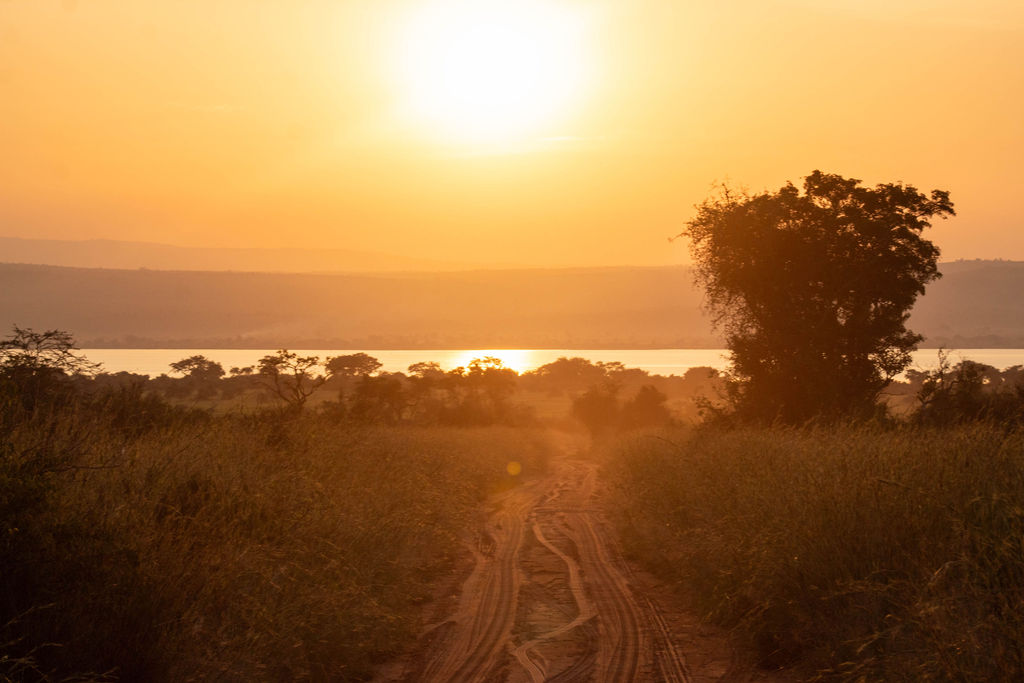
[376,445,791,683]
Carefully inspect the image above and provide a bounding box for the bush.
[1,394,553,680]
[915,357,1024,426]
[610,425,1024,679]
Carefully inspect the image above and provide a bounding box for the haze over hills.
[0,263,705,348]
[2,260,1023,350]
[0,236,493,273]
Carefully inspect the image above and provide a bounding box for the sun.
[392,0,591,145]
[450,350,534,374]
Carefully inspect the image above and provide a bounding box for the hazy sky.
[2,0,1022,268]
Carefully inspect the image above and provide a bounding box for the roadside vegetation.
[610,424,1024,680]
[608,172,1024,681]
[1,324,721,681]
[4,309,1023,680]
[0,330,562,681]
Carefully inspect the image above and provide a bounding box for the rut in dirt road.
[391,453,724,682]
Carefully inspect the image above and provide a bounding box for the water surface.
[81,348,1024,378]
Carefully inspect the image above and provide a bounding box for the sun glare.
[451,349,534,374]
[393,0,591,145]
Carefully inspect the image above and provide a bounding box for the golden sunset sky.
[2,0,1021,268]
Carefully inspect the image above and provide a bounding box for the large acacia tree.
[681,171,954,423]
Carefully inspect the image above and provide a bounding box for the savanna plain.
[5,0,1024,679]
[3,329,1024,681]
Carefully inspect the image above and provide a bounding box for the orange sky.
[2,0,1022,268]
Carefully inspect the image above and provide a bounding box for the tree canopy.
[0,327,101,410]
[169,355,225,381]
[0,326,100,377]
[257,350,326,411]
[680,170,954,423]
[325,353,382,379]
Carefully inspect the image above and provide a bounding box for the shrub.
[610,425,1024,679]
[2,397,553,680]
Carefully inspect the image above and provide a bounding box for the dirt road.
[380,452,776,682]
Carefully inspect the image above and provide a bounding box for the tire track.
[570,511,645,682]
[417,482,542,682]
[392,452,729,682]
[541,459,649,682]
[510,521,597,682]
[643,595,693,683]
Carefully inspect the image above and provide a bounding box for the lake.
[81,348,1024,378]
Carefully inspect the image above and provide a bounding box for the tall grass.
[609,425,1024,680]
[2,403,552,681]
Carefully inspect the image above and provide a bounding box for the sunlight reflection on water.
[79,348,1024,378]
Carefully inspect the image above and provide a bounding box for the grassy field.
[608,424,1024,681]
[2,401,553,681]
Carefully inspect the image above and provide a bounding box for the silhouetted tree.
[0,326,99,378]
[169,355,225,381]
[408,361,443,378]
[169,355,225,399]
[256,350,325,411]
[432,357,521,425]
[325,353,382,379]
[466,357,517,404]
[680,170,954,423]
[527,357,608,395]
[405,362,447,423]
[324,352,383,406]
[0,326,100,410]
[915,353,1024,425]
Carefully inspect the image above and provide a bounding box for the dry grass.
[2,406,552,681]
[609,424,1024,681]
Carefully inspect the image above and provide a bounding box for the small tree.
[169,355,225,382]
[527,357,609,395]
[680,171,954,423]
[169,355,225,399]
[464,357,518,422]
[406,362,447,423]
[325,353,382,379]
[915,353,1024,425]
[256,350,325,411]
[0,327,100,410]
[466,357,517,402]
[0,326,100,377]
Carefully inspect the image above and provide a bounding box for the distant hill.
[0,236,474,273]
[0,263,710,348]
[0,260,1022,349]
[911,260,1024,348]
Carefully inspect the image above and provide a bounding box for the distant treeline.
[4,260,1024,348]
[0,329,558,681]
[4,325,1024,680]
[77,349,726,431]
[8,328,1023,431]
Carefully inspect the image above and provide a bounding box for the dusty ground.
[376,444,792,683]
